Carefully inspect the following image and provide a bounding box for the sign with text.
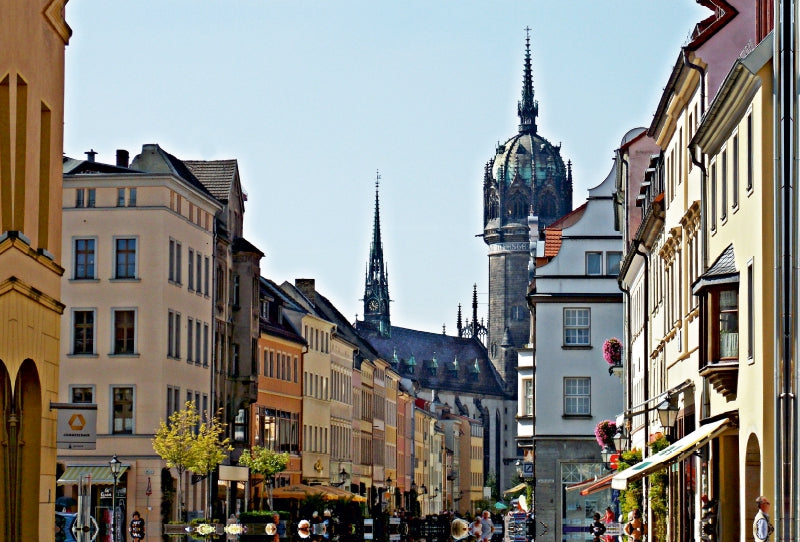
[54,403,97,450]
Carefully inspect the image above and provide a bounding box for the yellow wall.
[0,1,69,540]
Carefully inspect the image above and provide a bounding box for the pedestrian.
[128,511,145,540]
[623,509,645,541]
[753,496,774,541]
[591,512,607,541]
[602,507,615,542]
[471,515,482,538]
[480,510,493,542]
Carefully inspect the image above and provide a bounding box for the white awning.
[612,418,731,490]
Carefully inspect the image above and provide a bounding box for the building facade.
[0,2,70,539]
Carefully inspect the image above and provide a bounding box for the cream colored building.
[689,34,775,540]
[59,145,221,533]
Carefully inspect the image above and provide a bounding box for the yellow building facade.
[0,2,69,540]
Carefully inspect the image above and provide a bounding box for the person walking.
[753,496,774,541]
[590,512,607,541]
[623,509,645,541]
[128,511,145,540]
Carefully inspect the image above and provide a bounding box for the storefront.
[57,464,129,542]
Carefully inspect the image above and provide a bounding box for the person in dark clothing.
[590,512,606,542]
[129,511,145,540]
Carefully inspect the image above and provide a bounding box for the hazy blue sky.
[64,1,709,333]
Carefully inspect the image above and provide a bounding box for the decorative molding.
[43,0,72,45]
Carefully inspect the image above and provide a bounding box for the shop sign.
[99,487,127,499]
[53,403,97,450]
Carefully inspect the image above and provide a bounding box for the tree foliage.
[239,446,289,510]
[152,402,231,520]
[616,448,643,520]
[648,436,670,542]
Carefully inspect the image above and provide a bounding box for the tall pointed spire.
[363,170,391,337]
[517,27,538,134]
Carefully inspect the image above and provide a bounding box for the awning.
[612,418,731,490]
[503,482,527,495]
[57,465,129,486]
[564,477,599,494]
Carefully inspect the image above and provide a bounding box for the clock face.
[368,299,379,312]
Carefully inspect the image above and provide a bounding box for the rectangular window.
[75,188,85,208]
[294,357,298,383]
[73,309,95,355]
[128,187,137,207]
[117,188,125,207]
[523,379,533,416]
[187,318,194,362]
[748,262,754,359]
[721,150,727,220]
[71,386,93,404]
[87,188,96,208]
[233,274,240,307]
[747,113,753,191]
[196,254,202,295]
[195,320,201,365]
[115,238,137,279]
[188,249,195,291]
[203,323,209,366]
[204,257,210,295]
[113,309,136,354]
[169,239,175,281]
[112,386,134,434]
[564,308,590,346]
[719,290,739,359]
[564,377,591,415]
[606,252,622,276]
[586,252,602,276]
[168,310,175,357]
[711,162,717,230]
[74,238,96,279]
[175,242,182,284]
[732,134,739,208]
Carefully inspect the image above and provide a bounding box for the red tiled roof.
[541,203,588,258]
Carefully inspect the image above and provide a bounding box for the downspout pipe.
[630,241,649,454]
[775,1,797,538]
[682,48,706,117]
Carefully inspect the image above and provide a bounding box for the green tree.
[192,410,232,518]
[616,448,643,520]
[648,436,670,542]
[152,401,200,521]
[152,402,232,521]
[239,446,289,510]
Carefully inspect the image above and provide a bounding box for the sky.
[63,1,710,334]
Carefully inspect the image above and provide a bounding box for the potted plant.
[603,338,622,367]
[594,420,617,449]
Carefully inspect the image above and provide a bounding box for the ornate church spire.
[363,170,391,337]
[517,27,538,134]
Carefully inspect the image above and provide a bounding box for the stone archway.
[0,359,43,541]
[744,433,761,542]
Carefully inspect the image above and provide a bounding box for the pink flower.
[594,420,617,448]
[603,338,622,366]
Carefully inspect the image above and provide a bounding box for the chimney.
[295,278,316,306]
[116,149,129,168]
[85,149,97,162]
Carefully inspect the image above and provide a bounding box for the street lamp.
[109,454,122,542]
[331,468,349,488]
[386,476,393,492]
[657,398,679,432]
[612,425,628,453]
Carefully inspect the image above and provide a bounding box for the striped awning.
[57,465,129,486]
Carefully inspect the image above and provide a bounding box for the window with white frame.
[523,379,533,416]
[71,386,94,404]
[112,309,136,354]
[564,377,591,416]
[74,238,96,280]
[114,237,137,279]
[72,309,95,355]
[112,386,134,434]
[586,253,602,276]
[564,308,590,346]
[606,252,623,276]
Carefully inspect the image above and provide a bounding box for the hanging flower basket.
[594,420,617,448]
[603,338,622,366]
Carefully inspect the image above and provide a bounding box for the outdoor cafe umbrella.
[494,502,508,510]
[271,483,366,502]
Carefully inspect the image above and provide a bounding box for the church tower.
[483,30,572,387]
[362,172,391,337]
